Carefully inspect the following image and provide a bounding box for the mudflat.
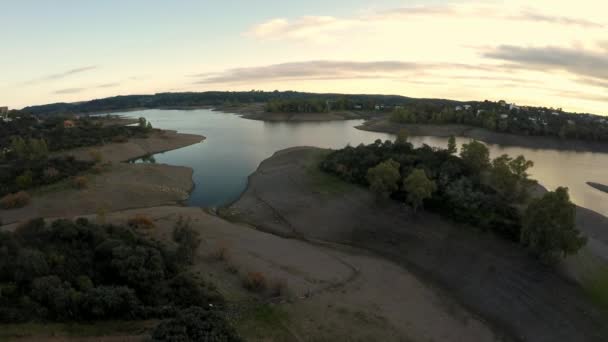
[229,146,608,342]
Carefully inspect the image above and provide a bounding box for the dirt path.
[229,146,608,342]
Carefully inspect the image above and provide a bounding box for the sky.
[1,0,607,115]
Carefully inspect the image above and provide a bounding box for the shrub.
[0,191,31,209]
[15,171,33,189]
[173,217,201,264]
[150,307,242,342]
[89,150,103,163]
[127,214,155,229]
[72,176,88,189]
[213,243,229,261]
[270,278,288,298]
[243,272,266,292]
[43,167,60,181]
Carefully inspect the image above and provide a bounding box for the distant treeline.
[389,101,608,142]
[20,91,457,116]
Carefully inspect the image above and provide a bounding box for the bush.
[0,191,31,209]
[89,150,103,163]
[127,214,155,229]
[243,272,267,292]
[72,176,88,189]
[150,307,242,342]
[15,171,33,189]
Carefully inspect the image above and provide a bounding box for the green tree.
[395,129,409,145]
[366,159,401,198]
[403,169,436,212]
[16,170,33,189]
[447,136,457,154]
[460,140,490,174]
[521,187,587,262]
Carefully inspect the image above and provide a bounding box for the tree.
[460,140,490,174]
[403,169,436,212]
[521,187,587,262]
[447,136,457,154]
[366,159,401,198]
[395,129,409,145]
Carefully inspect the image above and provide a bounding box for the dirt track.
[229,146,608,342]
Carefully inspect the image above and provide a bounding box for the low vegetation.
[321,136,586,261]
[0,191,31,209]
[0,217,240,339]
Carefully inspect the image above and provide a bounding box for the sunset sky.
[2,0,607,115]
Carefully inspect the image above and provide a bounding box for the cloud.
[484,45,608,81]
[53,81,120,95]
[512,10,604,28]
[247,3,604,42]
[25,66,98,85]
[54,87,86,94]
[194,60,499,84]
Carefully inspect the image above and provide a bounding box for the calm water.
[122,109,608,216]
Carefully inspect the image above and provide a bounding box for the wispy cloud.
[53,81,120,95]
[194,60,496,84]
[485,45,608,81]
[24,66,98,85]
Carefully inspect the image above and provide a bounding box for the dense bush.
[0,218,222,323]
[0,191,31,209]
[321,138,585,258]
[321,139,529,241]
[0,156,94,197]
[150,307,242,342]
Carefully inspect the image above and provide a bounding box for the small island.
[587,182,608,194]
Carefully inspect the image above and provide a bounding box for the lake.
[122,109,608,216]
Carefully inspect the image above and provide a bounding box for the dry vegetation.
[127,214,155,229]
[0,191,31,209]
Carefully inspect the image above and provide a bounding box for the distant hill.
[21,91,461,116]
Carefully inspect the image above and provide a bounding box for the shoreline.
[228,146,608,342]
[1,129,205,226]
[357,119,608,153]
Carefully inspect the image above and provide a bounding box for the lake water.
[122,109,608,216]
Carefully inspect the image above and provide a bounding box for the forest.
[320,134,587,262]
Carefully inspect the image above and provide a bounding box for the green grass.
[0,320,157,340]
[235,303,294,341]
[305,150,355,196]
[582,264,608,309]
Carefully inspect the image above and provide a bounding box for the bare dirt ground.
[228,146,608,342]
[57,129,205,163]
[70,206,504,342]
[358,119,608,153]
[1,130,204,225]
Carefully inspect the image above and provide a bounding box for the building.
[509,103,520,111]
[463,105,472,110]
[500,114,509,119]
[0,106,8,115]
[455,106,463,111]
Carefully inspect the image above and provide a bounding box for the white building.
[463,105,472,110]
[509,103,520,111]
[500,114,509,119]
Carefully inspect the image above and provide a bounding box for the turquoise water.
[121,109,608,216]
